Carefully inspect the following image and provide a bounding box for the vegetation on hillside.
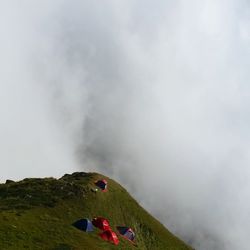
[0,172,192,250]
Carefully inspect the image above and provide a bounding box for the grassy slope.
[0,172,192,250]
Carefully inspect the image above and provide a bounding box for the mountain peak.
[0,172,192,249]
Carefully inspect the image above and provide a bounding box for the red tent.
[92,217,110,231]
[99,230,119,245]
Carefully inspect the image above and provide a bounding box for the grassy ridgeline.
[0,172,192,250]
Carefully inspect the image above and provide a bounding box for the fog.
[1,1,250,249]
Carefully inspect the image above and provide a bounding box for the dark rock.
[5,179,14,184]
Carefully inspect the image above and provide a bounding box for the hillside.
[0,172,192,250]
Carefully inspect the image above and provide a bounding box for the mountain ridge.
[0,172,192,249]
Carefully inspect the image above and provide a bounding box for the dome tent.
[92,217,110,231]
[95,179,108,192]
[99,230,119,245]
[116,226,136,243]
[73,218,94,232]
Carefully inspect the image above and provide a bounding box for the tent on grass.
[99,230,119,245]
[73,218,94,232]
[116,226,136,243]
[95,179,108,192]
[92,217,110,231]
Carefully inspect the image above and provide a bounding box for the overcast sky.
[1,1,250,249]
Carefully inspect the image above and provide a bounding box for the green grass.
[0,172,192,250]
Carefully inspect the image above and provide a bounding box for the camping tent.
[99,230,119,245]
[73,218,94,232]
[92,217,110,231]
[116,226,136,243]
[95,179,108,192]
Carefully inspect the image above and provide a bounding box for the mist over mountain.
[1,1,250,249]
